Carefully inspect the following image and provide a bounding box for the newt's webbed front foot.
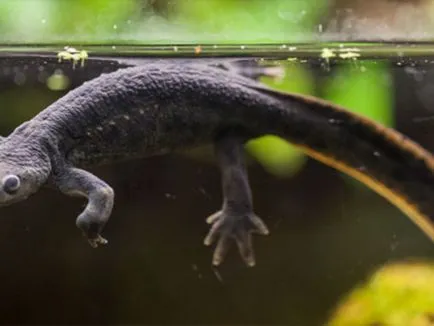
[76,210,110,248]
[204,132,269,267]
[87,235,108,248]
[54,167,114,248]
[204,210,269,266]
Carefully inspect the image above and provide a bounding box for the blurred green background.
[0,1,433,325]
[0,0,326,43]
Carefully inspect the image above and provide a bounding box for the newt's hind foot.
[204,210,269,267]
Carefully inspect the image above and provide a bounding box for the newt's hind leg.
[204,132,269,267]
[214,60,285,81]
[54,167,114,248]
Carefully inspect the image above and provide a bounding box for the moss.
[328,261,434,326]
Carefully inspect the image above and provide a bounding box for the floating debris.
[194,45,202,55]
[321,48,337,69]
[339,52,361,60]
[57,46,89,69]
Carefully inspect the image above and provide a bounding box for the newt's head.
[0,129,50,206]
[0,162,44,206]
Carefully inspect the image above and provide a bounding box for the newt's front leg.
[204,132,269,267]
[54,167,114,247]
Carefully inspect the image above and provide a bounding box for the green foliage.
[328,262,434,326]
[323,61,393,127]
[174,0,327,43]
[0,0,139,42]
[49,0,139,37]
[0,0,326,43]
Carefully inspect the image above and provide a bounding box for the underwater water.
[0,43,433,325]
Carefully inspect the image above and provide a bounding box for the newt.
[0,62,433,267]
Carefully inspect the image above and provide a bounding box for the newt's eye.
[2,175,20,195]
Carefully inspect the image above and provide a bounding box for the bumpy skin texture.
[1,62,434,266]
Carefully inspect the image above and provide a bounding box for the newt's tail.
[253,85,434,242]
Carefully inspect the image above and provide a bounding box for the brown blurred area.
[325,0,434,38]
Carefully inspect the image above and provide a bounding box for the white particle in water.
[13,72,26,86]
[113,24,118,30]
[321,48,336,60]
[37,71,48,83]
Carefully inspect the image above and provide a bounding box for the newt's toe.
[87,235,108,248]
[204,210,269,267]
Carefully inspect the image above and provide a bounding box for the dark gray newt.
[0,62,433,266]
